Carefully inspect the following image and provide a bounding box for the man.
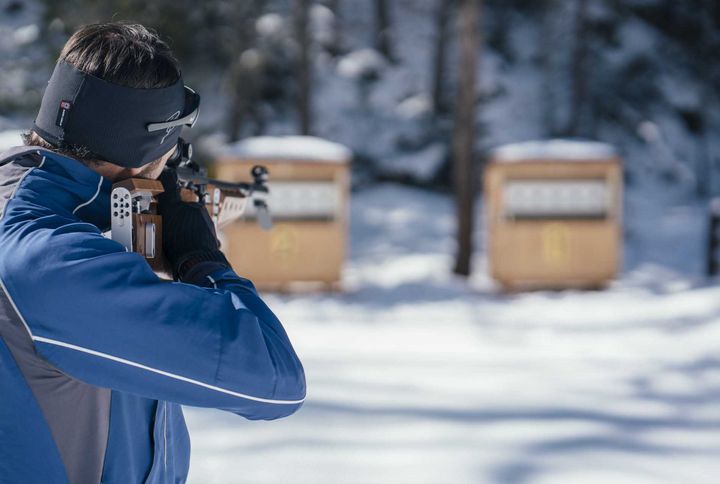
[0,23,306,484]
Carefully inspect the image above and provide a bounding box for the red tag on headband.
[56,100,72,128]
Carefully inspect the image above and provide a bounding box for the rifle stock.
[110,164,271,276]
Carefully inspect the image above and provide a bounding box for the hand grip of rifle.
[110,139,272,275]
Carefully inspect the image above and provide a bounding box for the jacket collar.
[36,149,113,231]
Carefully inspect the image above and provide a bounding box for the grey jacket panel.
[0,147,43,216]
[0,148,111,484]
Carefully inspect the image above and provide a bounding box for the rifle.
[110,140,271,274]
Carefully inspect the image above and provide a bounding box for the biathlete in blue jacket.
[0,22,306,484]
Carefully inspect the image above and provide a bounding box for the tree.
[693,0,718,196]
[294,0,313,135]
[226,50,265,141]
[44,0,268,65]
[374,0,395,62]
[431,0,452,116]
[452,0,480,277]
[327,0,344,56]
[567,0,590,136]
[538,0,559,136]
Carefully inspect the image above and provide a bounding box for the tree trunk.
[567,0,589,136]
[294,0,312,135]
[697,0,715,197]
[539,0,558,136]
[431,0,452,116]
[327,0,344,56]
[375,0,394,61]
[452,0,480,277]
[227,90,245,142]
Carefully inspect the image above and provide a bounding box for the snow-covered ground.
[184,178,720,484]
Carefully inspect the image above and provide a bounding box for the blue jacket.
[0,147,306,483]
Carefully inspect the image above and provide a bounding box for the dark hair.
[24,22,181,164]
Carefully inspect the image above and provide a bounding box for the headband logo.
[56,100,72,128]
[160,111,181,144]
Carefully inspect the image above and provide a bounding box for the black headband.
[34,61,200,168]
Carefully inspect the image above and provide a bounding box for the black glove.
[157,169,230,281]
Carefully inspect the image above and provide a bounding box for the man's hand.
[157,169,230,281]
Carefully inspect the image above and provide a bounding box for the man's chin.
[96,152,168,182]
[109,169,160,182]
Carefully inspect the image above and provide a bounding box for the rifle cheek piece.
[34,61,200,168]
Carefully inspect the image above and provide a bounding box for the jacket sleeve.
[1,216,306,420]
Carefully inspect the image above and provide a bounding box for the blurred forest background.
[1,0,719,194]
[4,4,720,482]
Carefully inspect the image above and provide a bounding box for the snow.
[337,48,387,80]
[12,23,39,46]
[310,4,335,46]
[219,136,352,163]
[0,129,24,152]
[2,2,719,480]
[184,176,720,484]
[255,13,284,39]
[395,93,432,120]
[380,142,446,181]
[492,139,618,163]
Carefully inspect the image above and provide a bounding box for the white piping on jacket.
[206,275,218,288]
[32,336,305,405]
[72,175,103,215]
[1,153,303,407]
